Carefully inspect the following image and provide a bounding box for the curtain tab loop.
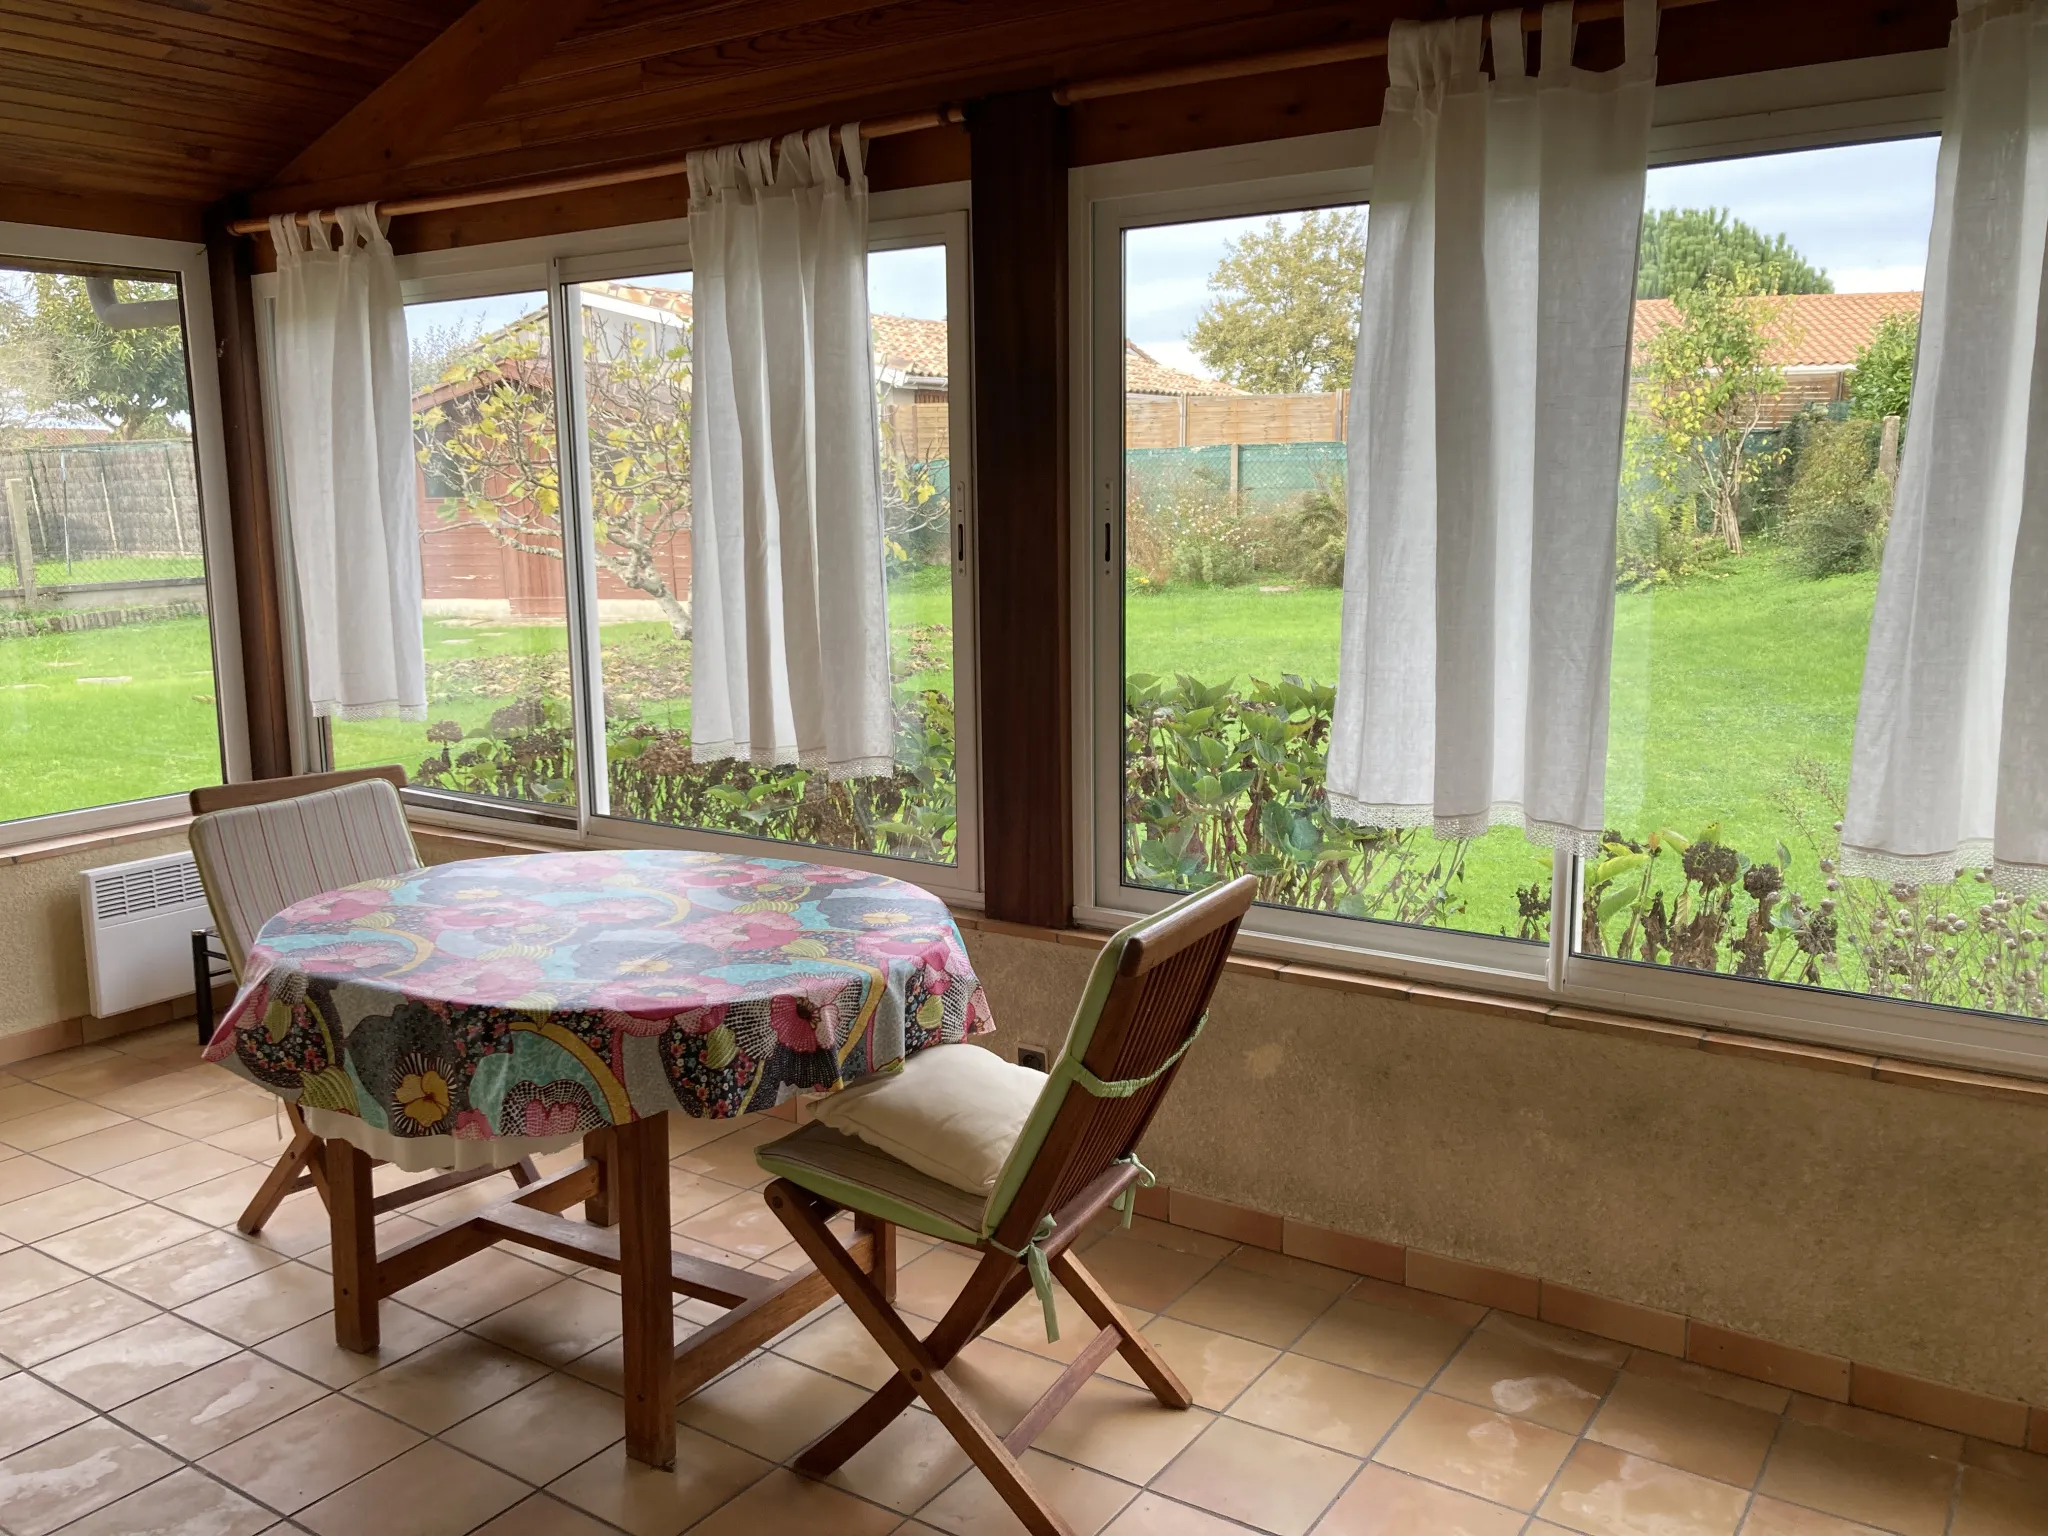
[1622,0,1658,65]
[1539,0,1576,77]
[1490,9,1527,79]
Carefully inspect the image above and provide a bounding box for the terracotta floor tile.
[1312,1461,1526,1535]
[177,1258,335,1343]
[297,1210,436,1275]
[671,1119,789,1186]
[36,1054,182,1099]
[37,1201,211,1272]
[156,1167,284,1227]
[205,1115,298,1162]
[145,1088,279,1139]
[0,1416,179,1535]
[471,1276,623,1367]
[1165,1262,1343,1349]
[891,1245,983,1319]
[441,1370,625,1484]
[825,1405,976,1513]
[0,1245,86,1309]
[1373,1392,1576,1512]
[1105,1214,1241,1261]
[38,1118,186,1175]
[199,1391,422,1513]
[773,1302,902,1390]
[944,1335,1069,1434]
[473,1492,623,1536]
[1588,1368,1782,1487]
[1345,1275,1487,1328]
[1787,1393,1967,1461]
[51,1462,277,1536]
[1435,1325,1621,1435]
[1295,1295,1475,1387]
[343,1330,550,1433]
[1154,1415,1361,1536]
[1102,1489,1271,1535]
[104,1227,291,1308]
[1079,1227,1225,1311]
[0,1154,76,1205]
[1625,1350,1792,1415]
[0,1276,160,1364]
[1739,1496,1890,1534]
[547,1427,771,1536]
[392,1245,561,1325]
[0,1100,129,1152]
[0,1080,82,1116]
[1227,1247,1367,1298]
[97,1065,241,1117]
[298,1439,528,1536]
[0,1176,140,1241]
[0,1370,95,1458]
[682,1466,903,1534]
[1030,1375,1216,1483]
[921,1447,1138,1535]
[677,1350,876,1462]
[1100,1314,1279,1409]
[99,1141,254,1198]
[256,1300,453,1387]
[1227,1352,1417,1456]
[117,1350,330,1457]
[980,1281,1147,1366]
[1965,1438,2048,1491]
[1952,1464,2048,1536]
[36,1311,240,1408]
[1757,1421,1957,1536]
[1539,1440,1749,1536]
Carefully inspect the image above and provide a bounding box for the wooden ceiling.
[0,0,1956,245]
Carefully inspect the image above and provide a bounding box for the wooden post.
[613,1113,675,1469]
[1879,414,1901,484]
[327,1137,380,1352]
[4,480,34,606]
[970,89,1072,928]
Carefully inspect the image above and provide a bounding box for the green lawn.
[0,557,1867,931]
[1,556,205,589]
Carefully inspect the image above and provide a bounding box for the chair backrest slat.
[189,775,422,976]
[189,763,407,817]
[989,877,1255,1249]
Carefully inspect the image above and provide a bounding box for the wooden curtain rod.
[224,106,962,236]
[229,0,1715,239]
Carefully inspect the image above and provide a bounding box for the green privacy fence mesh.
[1126,442,1346,513]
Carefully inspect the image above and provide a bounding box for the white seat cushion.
[812,1044,1047,1197]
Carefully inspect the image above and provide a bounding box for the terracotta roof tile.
[1632,291,1920,370]
[1123,340,1242,396]
[870,312,949,382]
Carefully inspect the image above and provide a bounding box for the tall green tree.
[1190,209,1366,393]
[1845,309,1918,422]
[1637,208,1832,299]
[0,272,190,440]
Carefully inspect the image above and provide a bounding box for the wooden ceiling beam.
[261,0,610,204]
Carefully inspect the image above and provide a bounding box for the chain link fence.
[1125,441,1346,516]
[0,440,206,601]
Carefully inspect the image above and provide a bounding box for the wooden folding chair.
[188,767,536,1235]
[758,875,1257,1536]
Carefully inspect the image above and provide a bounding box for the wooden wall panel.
[970,90,1072,927]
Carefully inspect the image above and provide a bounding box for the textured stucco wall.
[962,928,2048,1407]
[0,833,191,1042]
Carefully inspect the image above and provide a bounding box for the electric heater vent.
[78,851,214,1018]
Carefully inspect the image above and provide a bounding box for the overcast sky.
[1126,135,1941,380]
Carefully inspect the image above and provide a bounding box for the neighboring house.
[1631,290,1922,427]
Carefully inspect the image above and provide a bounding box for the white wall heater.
[79,850,213,1018]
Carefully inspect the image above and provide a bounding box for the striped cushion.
[190,779,420,975]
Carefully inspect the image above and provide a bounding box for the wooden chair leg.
[855,1212,896,1302]
[582,1128,616,1228]
[613,1115,674,1470]
[509,1156,540,1188]
[768,1183,1076,1536]
[1052,1249,1191,1409]
[327,1137,380,1352]
[237,1108,322,1235]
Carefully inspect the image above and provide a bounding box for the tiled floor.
[0,1025,2043,1536]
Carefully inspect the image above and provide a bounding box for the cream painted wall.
[962,928,2048,1408]
[0,833,191,1042]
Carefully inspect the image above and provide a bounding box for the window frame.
[254,185,985,904]
[1071,49,2048,1076]
[0,220,249,849]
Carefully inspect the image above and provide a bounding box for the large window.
[1575,138,2046,1024]
[1110,206,1543,946]
[0,253,230,827]
[289,212,975,885]
[330,290,578,810]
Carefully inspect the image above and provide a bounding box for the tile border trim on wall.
[957,914,2048,1108]
[0,985,229,1069]
[1127,1180,2047,1452]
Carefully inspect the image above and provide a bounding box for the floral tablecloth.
[204,849,993,1168]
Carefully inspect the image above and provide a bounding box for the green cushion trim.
[755,1123,985,1247]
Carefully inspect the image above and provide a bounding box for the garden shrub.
[1276,487,1347,586]
[1615,416,1726,589]
[1784,416,1889,578]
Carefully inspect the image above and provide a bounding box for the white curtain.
[1843,0,2048,895]
[1326,1,1656,853]
[686,126,894,779]
[266,205,425,722]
